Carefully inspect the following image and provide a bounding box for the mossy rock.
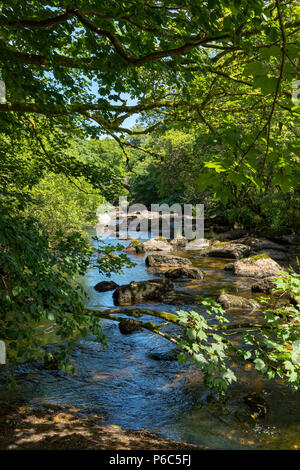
[224,254,282,278]
[248,253,270,261]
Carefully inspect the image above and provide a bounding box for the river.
[1,229,299,449]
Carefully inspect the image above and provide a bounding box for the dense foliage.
[177,272,300,393]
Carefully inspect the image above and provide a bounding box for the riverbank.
[0,402,203,450]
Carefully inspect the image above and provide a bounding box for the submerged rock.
[113,278,174,305]
[224,254,282,278]
[145,254,192,268]
[94,280,119,292]
[44,353,59,370]
[217,293,260,309]
[244,392,269,419]
[205,242,251,259]
[163,290,196,305]
[148,348,179,361]
[164,267,204,280]
[118,318,144,334]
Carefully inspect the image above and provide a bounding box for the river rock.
[145,254,192,268]
[217,294,260,309]
[118,318,144,334]
[185,238,211,250]
[113,278,174,305]
[251,276,278,293]
[164,267,204,280]
[205,242,251,259]
[94,280,119,292]
[44,352,59,370]
[254,249,290,262]
[170,236,187,248]
[272,233,300,246]
[124,239,145,254]
[143,237,172,252]
[219,229,247,241]
[251,276,299,306]
[224,254,282,278]
[242,237,287,252]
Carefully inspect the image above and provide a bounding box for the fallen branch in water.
[85,307,299,333]
[83,308,179,345]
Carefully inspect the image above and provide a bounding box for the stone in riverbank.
[217,294,260,309]
[164,267,204,280]
[113,278,174,305]
[145,253,192,268]
[94,280,119,292]
[224,254,282,278]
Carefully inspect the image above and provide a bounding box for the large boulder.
[113,278,174,305]
[164,267,204,280]
[205,242,251,259]
[217,294,260,309]
[94,280,119,292]
[224,254,282,278]
[145,253,192,268]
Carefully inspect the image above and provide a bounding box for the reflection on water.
[1,230,299,450]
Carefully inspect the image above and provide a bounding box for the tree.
[0,1,299,384]
[1,1,298,136]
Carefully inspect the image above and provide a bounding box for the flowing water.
[1,230,299,449]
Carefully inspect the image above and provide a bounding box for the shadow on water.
[1,230,299,449]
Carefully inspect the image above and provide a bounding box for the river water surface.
[1,230,299,449]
